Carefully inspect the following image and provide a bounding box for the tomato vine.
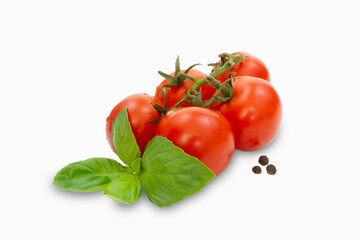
[151,52,244,121]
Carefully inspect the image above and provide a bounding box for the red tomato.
[216,52,270,82]
[155,69,215,108]
[106,93,161,154]
[218,76,282,151]
[156,107,235,175]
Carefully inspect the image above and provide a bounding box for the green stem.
[203,87,224,108]
[164,53,243,113]
[177,72,200,83]
[162,89,168,108]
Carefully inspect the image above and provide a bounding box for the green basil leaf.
[53,158,132,192]
[111,107,141,167]
[103,173,141,204]
[130,158,141,175]
[140,136,216,207]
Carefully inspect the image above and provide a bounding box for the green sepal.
[158,71,176,83]
[187,88,203,107]
[175,55,180,77]
[184,63,202,74]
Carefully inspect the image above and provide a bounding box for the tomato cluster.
[106,52,282,175]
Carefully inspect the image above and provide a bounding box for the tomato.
[218,76,282,151]
[156,107,235,175]
[106,93,161,154]
[155,69,215,108]
[216,52,270,82]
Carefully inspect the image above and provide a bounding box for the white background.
[1,0,359,239]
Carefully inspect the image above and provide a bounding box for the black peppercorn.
[266,164,277,175]
[252,166,262,174]
[259,155,269,166]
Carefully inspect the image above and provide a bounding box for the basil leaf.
[140,136,215,207]
[53,158,132,192]
[130,158,141,175]
[104,173,141,204]
[111,107,141,167]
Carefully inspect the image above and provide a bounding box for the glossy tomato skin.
[218,76,282,151]
[216,52,270,82]
[155,69,215,108]
[156,107,235,175]
[106,93,161,154]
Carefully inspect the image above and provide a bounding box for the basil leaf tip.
[53,158,132,192]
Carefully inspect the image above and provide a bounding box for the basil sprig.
[53,107,215,207]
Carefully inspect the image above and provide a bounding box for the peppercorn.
[259,155,269,166]
[252,166,262,174]
[266,164,277,175]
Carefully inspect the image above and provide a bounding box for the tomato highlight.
[217,76,282,151]
[156,107,235,175]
